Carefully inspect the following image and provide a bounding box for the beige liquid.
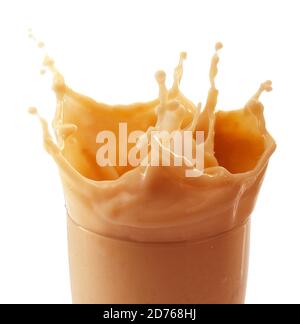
[30,39,276,303]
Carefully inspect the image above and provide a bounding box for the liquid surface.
[30,41,276,242]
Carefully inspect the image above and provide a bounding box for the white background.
[0,0,299,304]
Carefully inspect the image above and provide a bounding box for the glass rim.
[67,214,251,246]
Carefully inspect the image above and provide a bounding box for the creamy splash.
[29,39,276,242]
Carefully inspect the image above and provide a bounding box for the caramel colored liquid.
[30,41,276,303]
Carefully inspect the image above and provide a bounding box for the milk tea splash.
[30,39,276,242]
